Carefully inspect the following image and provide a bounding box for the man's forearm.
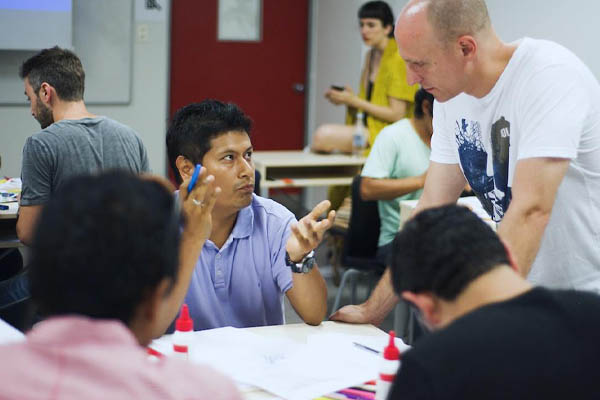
[287,264,328,325]
[363,268,399,325]
[361,176,424,201]
[497,204,550,277]
[158,234,204,334]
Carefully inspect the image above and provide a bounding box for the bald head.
[400,0,491,44]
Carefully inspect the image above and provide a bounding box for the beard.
[35,101,54,129]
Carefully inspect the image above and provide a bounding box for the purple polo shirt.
[184,194,296,330]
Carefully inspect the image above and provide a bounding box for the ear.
[384,24,393,37]
[145,278,174,339]
[38,82,54,105]
[457,35,477,59]
[175,155,195,181]
[402,291,442,326]
[129,278,172,346]
[422,99,433,118]
[500,239,520,273]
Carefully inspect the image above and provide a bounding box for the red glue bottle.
[375,330,401,400]
[172,303,194,360]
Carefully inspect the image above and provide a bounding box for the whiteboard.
[0,0,133,105]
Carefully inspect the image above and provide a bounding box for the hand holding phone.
[330,85,345,91]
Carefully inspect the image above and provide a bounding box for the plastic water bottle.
[375,330,401,400]
[172,303,194,360]
[352,112,367,156]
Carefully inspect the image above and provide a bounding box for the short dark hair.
[19,46,85,101]
[358,1,395,38]
[29,171,181,325]
[390,204,509,300]
[166,99,252,184]
[413,88,435,119]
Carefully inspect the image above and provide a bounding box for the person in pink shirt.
[0,171,241,400]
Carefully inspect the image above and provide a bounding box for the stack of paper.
[151,327,409,400]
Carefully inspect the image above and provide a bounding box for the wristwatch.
[285,250,315,274]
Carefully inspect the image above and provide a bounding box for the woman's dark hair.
[29,171,181,325]
[358,1,395,38]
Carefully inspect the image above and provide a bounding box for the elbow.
[16,221,32,246]
[360,179,375,201]
[302,305,327,326]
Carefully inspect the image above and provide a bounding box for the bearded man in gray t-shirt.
[17,46,149,245]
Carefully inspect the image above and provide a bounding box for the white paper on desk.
[0,318,25,345]
[152,327,395,400]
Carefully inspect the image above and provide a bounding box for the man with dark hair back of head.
[0,171,241,399]
[166,99,333,330]
[17,46,149,245]
[387,204,600,399]
[332,0,600,325]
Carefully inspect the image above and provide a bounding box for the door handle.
[292,83,305,93]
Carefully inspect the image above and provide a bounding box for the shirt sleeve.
[516,64,587,160]
[139,138,151,173]
[20,136,54,206]
[361,127,397,179]
[270,212,296,293]
[386,54,419,102]
[430,100,459,164]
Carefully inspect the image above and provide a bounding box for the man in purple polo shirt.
[166,100,334,330]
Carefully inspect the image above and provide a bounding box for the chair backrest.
[343,175,381,262]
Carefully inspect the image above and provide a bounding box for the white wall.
[0,0,170,178]
[304,0,407,207]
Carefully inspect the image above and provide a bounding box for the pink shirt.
[0,316,241,400]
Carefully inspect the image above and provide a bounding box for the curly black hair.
[29,171,181,325]
[391,204,508,300]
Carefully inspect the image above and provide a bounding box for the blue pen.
[187,164,202,193]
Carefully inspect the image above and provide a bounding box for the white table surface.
[252,150,366,197]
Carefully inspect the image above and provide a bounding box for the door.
[169,0,309,151]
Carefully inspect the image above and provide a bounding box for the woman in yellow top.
[312,1,419,154]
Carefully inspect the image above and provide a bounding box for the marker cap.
[175,303,194,332]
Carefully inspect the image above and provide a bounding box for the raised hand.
[286,200,336,262]
[179,167,221,243]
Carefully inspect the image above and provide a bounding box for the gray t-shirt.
[20,116,150,206]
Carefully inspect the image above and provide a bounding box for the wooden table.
[253,151,366,197]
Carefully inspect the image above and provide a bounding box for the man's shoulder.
[251,194,295,222]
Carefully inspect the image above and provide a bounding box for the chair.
[0,268,33,332]
[330,175,385,314]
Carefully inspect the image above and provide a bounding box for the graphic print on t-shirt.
[455,117,512,221]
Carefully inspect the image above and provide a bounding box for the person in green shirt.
[360,88,434,264]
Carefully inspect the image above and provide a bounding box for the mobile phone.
[330,85,345,91]
[187,164,202,192]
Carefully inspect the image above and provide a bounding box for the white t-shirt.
[431,38,600,291]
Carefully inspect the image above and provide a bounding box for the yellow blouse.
[346,38,419,154]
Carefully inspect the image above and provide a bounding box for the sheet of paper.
[151,327,408,400]
[0,318,25,345]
